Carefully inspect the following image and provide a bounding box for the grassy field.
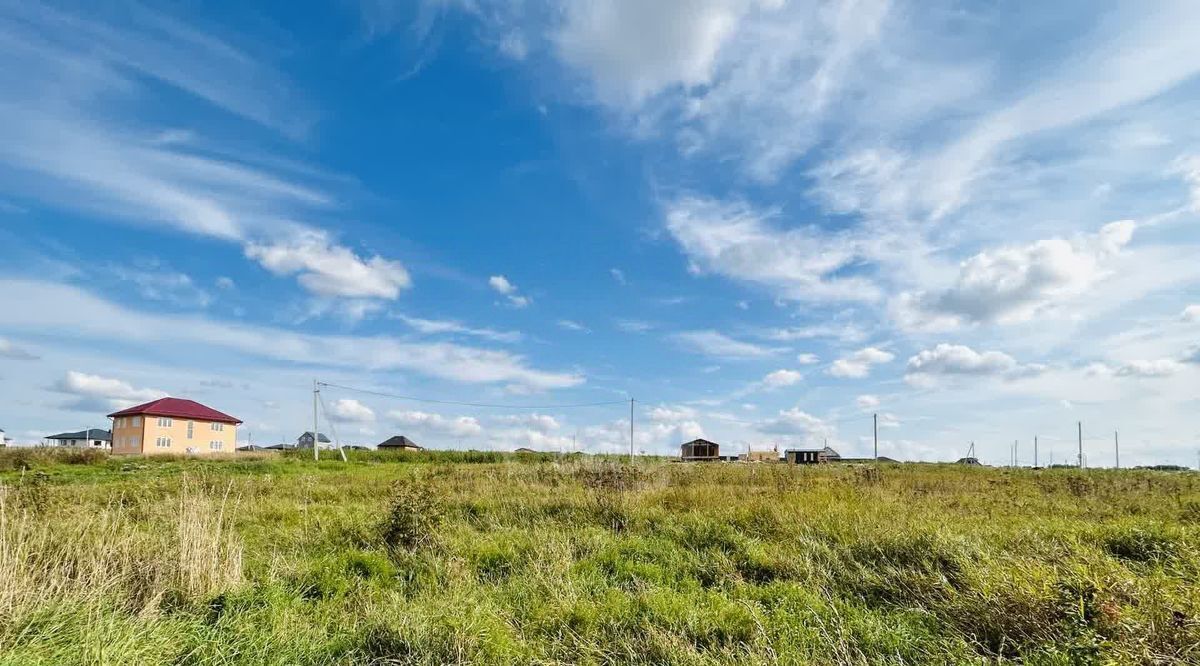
[0,448,1197,665]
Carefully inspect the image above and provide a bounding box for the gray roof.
[47,429,111,441]
[378,435,422,449]
[298,431,331,443]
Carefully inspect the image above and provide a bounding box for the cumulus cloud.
[1181,305,1200,322]
[828,346,894,378]
[761,369,803,388]
[756,407,833,442]
[673,329,781,360]
[0,337,38,360]
[54,370,166,410]
[796,353,820,365]
[488,274,531,307]
[246,230,411,300]
[665,196,880,303]
[894,221,1136,330]
[329,398,375,423]
[387,410,483,438]
[902,344,1047,387]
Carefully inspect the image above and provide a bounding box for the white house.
[45,428,111,449]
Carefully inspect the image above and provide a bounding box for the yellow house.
[108,397,241,455]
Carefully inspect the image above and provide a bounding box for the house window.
[157,417,172,428]
[211,422,224,432]
[132,416,141,426]
[156,436,171,448]
[187,421,194,439]
[132,435,140,447]
[209,440,223,451]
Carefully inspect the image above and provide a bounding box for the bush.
[380,479,443,553]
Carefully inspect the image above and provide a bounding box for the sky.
[1,0,1199,467]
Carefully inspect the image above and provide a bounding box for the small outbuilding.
[378,435,423,452]
[955,456,983,466]
[681,438,720,461]
[784,446,841,465]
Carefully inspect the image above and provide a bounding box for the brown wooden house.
[680,438,720,461]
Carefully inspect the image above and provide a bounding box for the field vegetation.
[0,447,1197,665]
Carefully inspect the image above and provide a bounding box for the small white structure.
[0,428,7,447]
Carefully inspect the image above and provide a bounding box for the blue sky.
[2,0,1200,466]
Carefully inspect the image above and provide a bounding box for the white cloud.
[796,353,820,365]
[762,324,866,343]
[1174,155,1200,211]
[761,369,803,388]
[246,231,411,300]
[488,274,531,308]
[610,267,627,284]
[616,319,655,333]
[215,276,236,290]
[1,280,582,390]
[1181,305,1200,322]
[856,394,879,410]
[674,329,781,360]
[329,398,375,423]
[554,0,777,107]
[757,407,833,440]
[557,319,590,332]
[110,263,211,308]
[665,196,879,303]
[398,315,522,343]
[54,370,165,410]
[648,405,698,423]
[496,413,561,433]
[904,344,1021,386]
[387,409,483,438]
[1113,359,1185,378]
[488,274,517,295]
[828,346,894,378]
[893,221,1136,329]
[0,337,39,360]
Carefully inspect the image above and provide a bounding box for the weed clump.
[380,479,443,552]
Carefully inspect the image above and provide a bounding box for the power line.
[316,381,629,410]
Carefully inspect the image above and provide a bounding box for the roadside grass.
[0,448,1197,664]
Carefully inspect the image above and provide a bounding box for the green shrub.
[379,479,443,553]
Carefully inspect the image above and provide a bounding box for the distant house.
[681,438,720,461]
[513,447,537,454]
[377,435,422,451]
[46,428,112,449]
[109,397,240,455]
[741,446,779,463]
[955,456,983,466]
[0,428,6,447]
[785,446,841,465]
[296,432,332,449]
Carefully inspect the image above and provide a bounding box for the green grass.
[1,448,1198,665]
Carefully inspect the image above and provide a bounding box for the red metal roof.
[107,397,242,425]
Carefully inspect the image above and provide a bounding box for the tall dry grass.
[0,476,243,624]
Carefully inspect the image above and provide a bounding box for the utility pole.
[1114,430,1119,469]
[1077,421,1083,469]
[629,398,635,464]
[873,413,878,460]
[1014,440,1018,467]
[1034,435,1038,468]
[313,379,319,462]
